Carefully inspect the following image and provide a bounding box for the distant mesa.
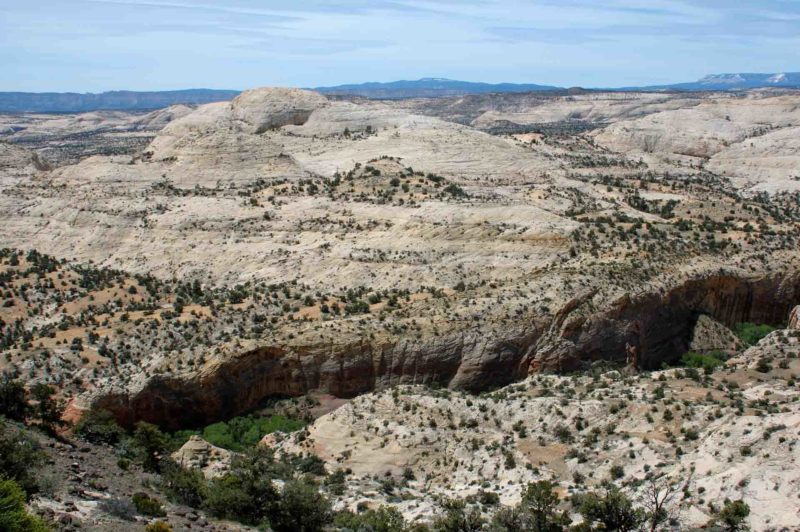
[0,88,240,113]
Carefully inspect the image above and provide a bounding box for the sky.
[1,0,799,92]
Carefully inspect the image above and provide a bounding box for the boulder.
[171,435,233,479]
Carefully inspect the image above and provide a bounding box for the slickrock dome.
[231,87,329,133]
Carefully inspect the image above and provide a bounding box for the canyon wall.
[94,270,800,430]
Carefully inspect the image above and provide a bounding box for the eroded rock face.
[527,271,800,372]
[231,87,328,133]
[789,305,800,329]
[93,329,532,430]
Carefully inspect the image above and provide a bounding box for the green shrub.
[756,358,773,373]
[0,479,51,532]
[97,497,136,521]
[444,183,467,198]
[478,489,499,506]
[516,479,569,531]
[716,499,750,531]
[29,384,64,436]
[200,415,305,452]
[433,499,485,532]
[576,486,643,532]
[160,460,206,508]
[293,454,327,476]
[269,479,332,532]
[131,493,166,517]
[133,422,170,472]
[334,506,406,532]
[0,423,45,495]
[734,323,775,346]
[74,408,125,445]
[324,469,346,496]
[681,351,725,372]
[203,448,281,525]
[0,376,28,422]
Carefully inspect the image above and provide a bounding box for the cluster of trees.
[169,413,305,452]
[0,375,64,435]
[80,416,333,531]
[734,323,775,346]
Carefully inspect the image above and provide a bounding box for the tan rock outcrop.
[689,314,742,354]
[171,435,232,479]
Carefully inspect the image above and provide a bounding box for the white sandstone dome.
[231,87,328,133]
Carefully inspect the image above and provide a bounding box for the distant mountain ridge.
[313,77,561,99]
[647,72,800,91]
[0,89,240,113]
[316,73,800,98]
[1,73,799,112]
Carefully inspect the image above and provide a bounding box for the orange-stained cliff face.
[88,270,800,431]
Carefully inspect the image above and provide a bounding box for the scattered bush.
[334,505,406,532]
[74,408,125,445]
[160,460,206,508]
[433,499,485,532]
[203,448,281,525]
[132,493,166,517]
[145,522,172,532]
[517,480,569,531]
[97,497,137,521]
[715,499,750,531]
[29,385,65,436]
[132,422,170,473]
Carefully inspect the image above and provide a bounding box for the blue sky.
[1,0,799,92]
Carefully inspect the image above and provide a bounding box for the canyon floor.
[1,87,799,530]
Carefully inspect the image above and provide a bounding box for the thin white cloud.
[2,0,799,91]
